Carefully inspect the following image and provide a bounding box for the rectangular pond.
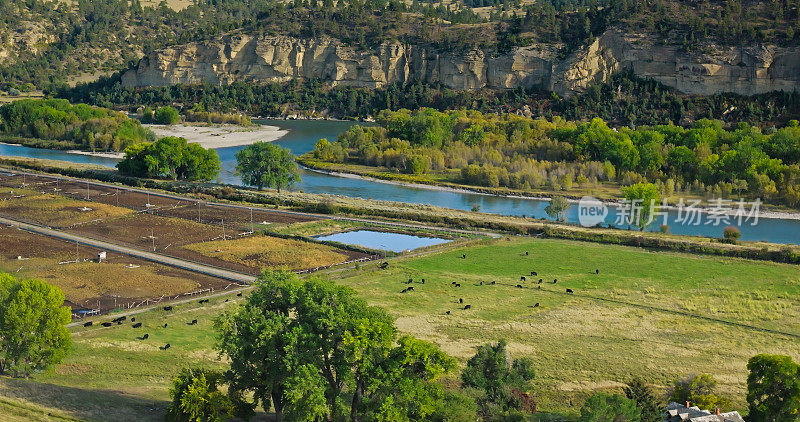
[315,230,451,253]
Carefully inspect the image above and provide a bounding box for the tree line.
[0,99,153,152]
[312,108,800,206]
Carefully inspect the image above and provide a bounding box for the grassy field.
[1,236,798,420]
[331,236,800,413]
[183,235,359,271]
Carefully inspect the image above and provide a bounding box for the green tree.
[0,273,71,377]
[214,270,459,422]
[153,106,180,125]
[669,374,730,411]
[624,378,662,422]
[578,393,641,422]
[461,339,536,415]
[545,196,571,221]
[117,137,220,181]
[167,368,235,422]
[746,354,800,421]
[235,142,300,192]
[622,182,661,230]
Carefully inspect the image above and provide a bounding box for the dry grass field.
[0,190,133,227]
[183,235,362,271]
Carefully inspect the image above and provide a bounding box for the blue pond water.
[2,119,800,244]
[315,230,451,252]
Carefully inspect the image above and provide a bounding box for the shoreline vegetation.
[1,156,799,267]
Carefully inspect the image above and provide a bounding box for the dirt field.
[0,191,134,227]
[0,226,231,313]
[152,202,317,231]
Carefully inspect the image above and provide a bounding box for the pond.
[315,230,452,253]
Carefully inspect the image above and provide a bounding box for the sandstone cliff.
[121,30,800,97]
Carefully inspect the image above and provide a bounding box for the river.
[2,119,799,244]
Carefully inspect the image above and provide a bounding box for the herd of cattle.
[400,251,600,315]
[79,294,243,351]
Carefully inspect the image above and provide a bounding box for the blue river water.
[1,119,799,244]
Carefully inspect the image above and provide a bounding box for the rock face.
[121,30,800,97]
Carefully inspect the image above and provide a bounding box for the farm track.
[0,215,257,284]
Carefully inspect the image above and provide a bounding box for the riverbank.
[144,123,288,149]
[299,157,800,221]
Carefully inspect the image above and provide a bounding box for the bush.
[153,106,180,125]
[167,368,236,422]
[723,226,741,243]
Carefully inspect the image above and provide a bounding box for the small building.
[665,402,745,422]
[96,251,107,262]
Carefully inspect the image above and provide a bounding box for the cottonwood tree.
[167,368,235,422]
[235,142,300,192]
[117,136,220,181]
[622,182,661,230]
[746,354,800,421]
[579,393,641,422]
[0,273,71,377]
[545,196,571,221]
[461,339,537,416]
[214,270,458,422]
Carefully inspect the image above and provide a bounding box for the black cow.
[199,299,209,304]
[421,279,425,284]
[531,271,537,276]
[83,321,93,327]
[160,344,171,350]
[516,284,523,288]
[112,316,126,323]
[236,292,242,297]
[533,303,540,308]
[445,310,451,315]
[163,323,168,328]
[101,322,112,327]
[459,298,463,303]
[538,279,543,284]
[461,254,466,259]
[139,334,149,340]
[525,251,529,256]
[520,276,526,282]
[132,322,142,328]
[131,317,135,322]
[553,279,558,284]
[455,283,461,287]
[163,306,173,311]
[408,278,413,283]
[463,305,472,310]
[566,288,574,294]
[595,269,600,274]
[490,281,496,285]
[188,319,197,325]
[379,262,389,269]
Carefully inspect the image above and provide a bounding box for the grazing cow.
[163,306,173,311]
[463,305,472,310]
[566,288,574,294]
[531,271,537,276]
[479,281,483,286]
[534,303,540,308]
[407,286,414,292]
[131,317,135,322]
[538,279,543,284]
[132,322,142,328]
[445,311,451,315]
[421,279,425,284]
[455,283,461,287]
[516,284,523,288]
[116,320,123,325]
[236,292,242,297]
[101,322,112,327]
[451,281,456,285]
[404,280,412,285]
[520,276,526,282]
[595,269,599,274]
[188,319,197,325]
[163,323,168,328]
[160,344,171,350]
[225,299,229,302]
[490,281,496,285]
[83,321,93,327]
[199,299,209,304]
[139,334,149,340]
[553,279,558,284]
[461,254,466,259]
[408,278,413,283]
[525,251,529,256]
[459,298,463,304]
[112,316,126,323]
[379,262,389,269]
